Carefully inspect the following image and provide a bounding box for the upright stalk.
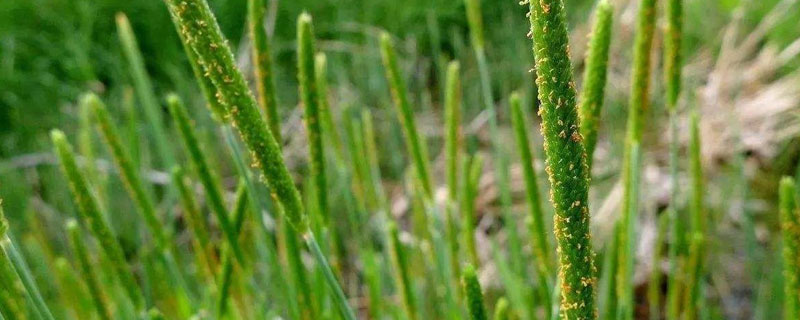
[780,177,800,320]
[388,222,417,320]
[298,13,329,227]
[464,0,522,277]
[379,32,433,198]
[462,264,488,320]
[443,61,462,281]
[66,220,112,320]
[161,1,355,318]
[247,0,280,136]
[51,130,146,311]
[616,0,657,318]
[115,13,176,169]
[577,0,614,171]
[527,0,597,318]
[0,205,56,320]
[166,94,245,264]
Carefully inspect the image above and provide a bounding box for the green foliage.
[51,129,146,310]
[462,264,487,320]
[166,94,244,263]
[780,177,800,320]
[88,93,168,248]
[380,32,433,198]
[578,0,613,170]
[248,0,281,136]
[493,297,510,320]
[388,222,417,320]
[116,13,176,169]
[297,13,329,226]
[66,219,112,320]
[527,0,596,318]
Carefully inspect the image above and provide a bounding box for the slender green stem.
[493,297,510,320]
[171,166,216,280]
[780,177,800,320]
[463,155,484,269]
[577,0,613,170]
[379,32,433,198]
[298,13,329,226]
[304,232,357,320]
[0,206,55,320]
[66,220,112,320]
[443,60,462,283]
[527,0,597,318]
[87,94,168,248]
[166,94,245,264]
[217,182,248,318]
[115,13,176,169]
[462,264,487,320]
[509,92,550,277]
[388,222,417,320]
[51,130,146,310]
[649,214,667,320]
[616,0,656,317]
[316,53,346,163]
[689,111,704,235]
[682,233,704,320]
[464,0,520,278]
[248,0,281,136]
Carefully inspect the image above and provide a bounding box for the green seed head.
[464,0,485,49]
[462,264,487,320]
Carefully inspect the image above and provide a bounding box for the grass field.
[1,0,800,319]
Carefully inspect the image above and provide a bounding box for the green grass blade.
[247,0,281,137]
[171,166,216,280]
[463,155,484,269]
[298,13,329,227]
[51,129,146,310]
[527,0,597,317]
[664,0,683,112]
[617,0,657,317]
[649,214,667,320]
[689,111,704,235]
[493,297,510,320]
[216,182,248,319]
[66,220,112,320]
[509,92,551,278]
[780,177,800,320]
[462,264,487,320]
[464,0,520,279]
[379,32,433,198]
[0,206,55,320]
[87,93,168,248]
[166,94,245,264]
[577,0,613,170]
[388,222,418,320]
[115,13,176,169]
[443,60,462,282]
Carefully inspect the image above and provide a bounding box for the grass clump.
[162,1,355,318]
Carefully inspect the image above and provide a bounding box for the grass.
[0,0,799,319]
